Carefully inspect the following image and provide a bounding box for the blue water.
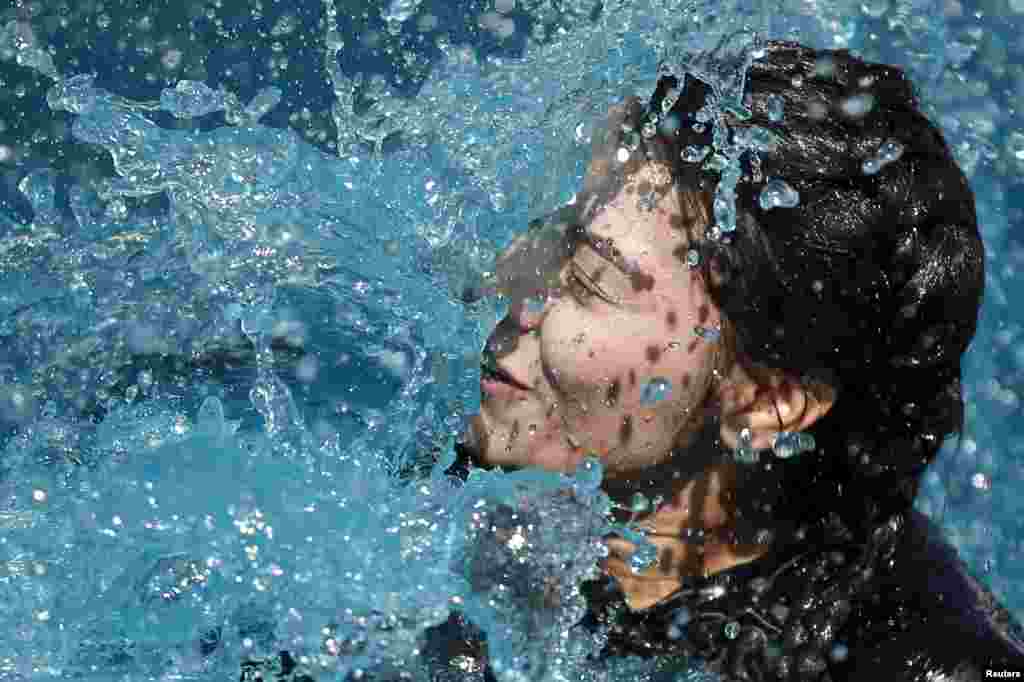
[0,0,1022,680]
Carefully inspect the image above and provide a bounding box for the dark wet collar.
[578,515,902,679]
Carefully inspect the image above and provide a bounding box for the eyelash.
[567,265,613,305]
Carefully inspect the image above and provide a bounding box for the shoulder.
[831,511,1024,681]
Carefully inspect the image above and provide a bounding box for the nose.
[484,288,558,358]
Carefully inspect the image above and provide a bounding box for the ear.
[716,364,837,452]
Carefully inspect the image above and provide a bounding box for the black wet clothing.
[576,508,1024,680]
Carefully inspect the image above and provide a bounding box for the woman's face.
[468,156,723,480]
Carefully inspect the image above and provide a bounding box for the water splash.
[640,377,673,406]
[160,81,227,119]
[1,0,1018,676]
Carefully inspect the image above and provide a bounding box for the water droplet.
[641,120,657,139]
[829,643,849,662]
[637,191,658,212]
[681,145,709,163]
[840,93,875,119]
[244,86,282,122]
[1006,131,1024,161]
[630,492,650,513]
[860,0,889,17]
[862,138,904,175]
[766,94,784,122]
[661,89,680,113]
[629,541,658,572]
[296,355,319,383]
[640,377,673,406]
[878,139,904,163]
[734,427,757,464]
[686,249,700,267]
[197,396,226,439]
[573,457,604,491]
[658,113,681,136]
[771,431,816,458]
[758,178,800,210]
[693,325,721,342]
[575,122,589,144]
[105,198,128,222]
[723,621,741,639]
[616,147,631,163]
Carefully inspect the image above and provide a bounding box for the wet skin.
[471,161,720,480]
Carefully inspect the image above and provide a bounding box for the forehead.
[581,164,701,282]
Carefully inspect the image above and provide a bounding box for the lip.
[480,360,532,392]
[481,376,530,398]
[495,363,532,391]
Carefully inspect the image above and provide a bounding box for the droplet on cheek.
[640,377,673,405]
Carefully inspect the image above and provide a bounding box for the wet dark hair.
[649,41,985,542]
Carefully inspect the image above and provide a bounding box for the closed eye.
[568,264,617,305]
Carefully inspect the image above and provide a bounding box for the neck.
[600,461,770,610]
